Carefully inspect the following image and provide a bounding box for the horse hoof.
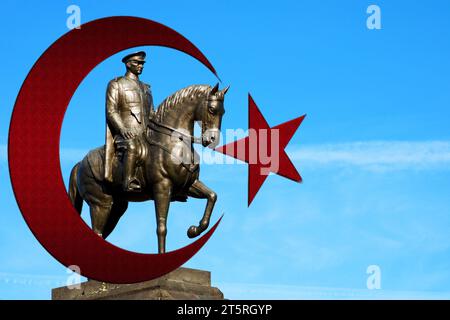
[187,226,198,238]
[200,221,209,230]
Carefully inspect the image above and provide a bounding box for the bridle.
[201,94,222,139]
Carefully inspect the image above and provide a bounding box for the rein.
[145,119,199,174]
[143,89,215,178]
[148,118,202,144]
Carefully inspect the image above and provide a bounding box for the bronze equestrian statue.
[68,51,229,253]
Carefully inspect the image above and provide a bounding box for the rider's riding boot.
[123,151,141,192]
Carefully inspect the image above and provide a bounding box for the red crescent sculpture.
[9,16,221,283]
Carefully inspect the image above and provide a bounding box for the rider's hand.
[120,128,136,139]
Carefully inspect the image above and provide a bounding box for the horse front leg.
[153,180,172,253]
[187,179,217,238]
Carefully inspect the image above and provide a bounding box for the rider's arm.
[146,84,155,118]
[106,80,125,134]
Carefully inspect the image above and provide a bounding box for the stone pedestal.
[52,267,224,300]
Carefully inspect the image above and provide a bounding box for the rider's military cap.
[121,51,146,63]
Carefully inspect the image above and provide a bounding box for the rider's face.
[127,60,145,75]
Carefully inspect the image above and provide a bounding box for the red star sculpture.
[215,94,306,206]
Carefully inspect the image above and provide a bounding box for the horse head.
[198,83,229,148]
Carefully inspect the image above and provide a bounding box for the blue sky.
[2,0,450,299]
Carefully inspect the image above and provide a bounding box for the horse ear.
[221,85,230,96]
[210,83,219,95]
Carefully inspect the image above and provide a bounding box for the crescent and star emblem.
[9,16,304,283]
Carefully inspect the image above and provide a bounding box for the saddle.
[85,146,188,202]
[86,142,147,191]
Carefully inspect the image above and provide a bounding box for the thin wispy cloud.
[1,146,92,164]
[5,141,450,172]
[290,141,450,172]
[217,282,450,300]
[0,145,89,165]
[0,270,87,289]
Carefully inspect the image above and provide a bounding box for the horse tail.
[69,162,83,214]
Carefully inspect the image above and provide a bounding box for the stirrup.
[123,179,141,192]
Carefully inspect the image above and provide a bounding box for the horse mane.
[155,84,211,122]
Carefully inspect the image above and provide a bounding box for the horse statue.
[68,83,228,253]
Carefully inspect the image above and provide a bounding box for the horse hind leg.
[102,200,128,239]
[186,179,217,238]
[89,203,113,238]
[68,162,83,214]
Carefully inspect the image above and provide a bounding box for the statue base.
[52,267,224,300]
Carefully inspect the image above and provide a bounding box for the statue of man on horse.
[68,50,229,253]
